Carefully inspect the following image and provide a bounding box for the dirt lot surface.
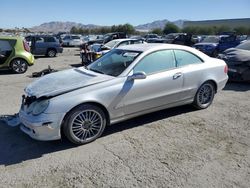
[0,48,249,188]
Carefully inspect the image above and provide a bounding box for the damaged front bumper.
[19,109,66,141]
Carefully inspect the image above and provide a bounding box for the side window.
[0,40,12,52]
[221,36,235,43]
[44,37,56,42]
[133,50,176,75]
[36,37,44,43]
[174,50,203,67]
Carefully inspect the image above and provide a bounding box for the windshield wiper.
[89,68,105,74]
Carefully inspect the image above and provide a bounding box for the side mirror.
[128,71,147,80]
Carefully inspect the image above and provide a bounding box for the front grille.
[23,95,36,106]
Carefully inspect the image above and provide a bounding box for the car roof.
[117,43,187,52]
[117,43,210,60]
[25,35,56,38]
[109,38,142,43]
[0,36,21,40]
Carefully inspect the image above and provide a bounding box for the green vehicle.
[0,36,35,73]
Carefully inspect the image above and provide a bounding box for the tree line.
[70,23,250,35]
[70,23,137,35]
[149,23,250,35]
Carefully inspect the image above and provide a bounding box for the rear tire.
[47,49,57,57]
[10,59,28,74]
[193,81,215,109]
[62,104,106,145]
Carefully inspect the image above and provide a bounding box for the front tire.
[193,81,215,109]
[63,104,106,145]
[10,59,28,74]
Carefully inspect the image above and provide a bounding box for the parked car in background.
[147,33,194,46]
[80,38,145,64]
[83,32,127,46]
[164,33,183,43]
[19,43,228,144]
[191,35,203,43]
[218,40,250,82]
[194,35,240,57]
[54,32,67,44]
[94,38,145,54]
[82,35,103,44]
[164,33,194,46]
[144,34,160,42]
[146,38,166,43]
[0,36,34,73]
[62,35,82,47]
[25,35,63,57]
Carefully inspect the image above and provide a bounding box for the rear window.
[0,40,12,51]
[72,36,80,39]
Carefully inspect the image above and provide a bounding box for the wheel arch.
[9,56,29,67]
[60,101,110,140]
[47,47,57,53]
[61,101,111,136]
[203,79,218,93]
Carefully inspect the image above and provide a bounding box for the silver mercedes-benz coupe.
[19,43,228,144]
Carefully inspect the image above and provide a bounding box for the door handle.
[173,72,182,79]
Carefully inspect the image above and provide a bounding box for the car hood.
[194,42,218,47]
[25,67,114,98]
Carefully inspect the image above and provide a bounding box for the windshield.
[201,36,219,43]
[236,41,250,51]
[104,40,121,49]
[87,49,141,77]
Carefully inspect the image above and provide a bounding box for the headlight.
[26,102,36,114]
[32,99,50,116]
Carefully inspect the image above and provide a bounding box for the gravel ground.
[0,48,249,188]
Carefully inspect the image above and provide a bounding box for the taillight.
[224,64,228,74]
[23,41,30,52]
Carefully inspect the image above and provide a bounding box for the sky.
[0,0,250,28]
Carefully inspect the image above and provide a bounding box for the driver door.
[0,40,13,66]
[122,49,184,115]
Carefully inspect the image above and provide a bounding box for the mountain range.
[29,19,186,33]
[135,19,186,31]
[30,21,100,33]
[29,18,250,33]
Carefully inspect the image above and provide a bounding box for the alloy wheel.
[197,83,213,106]
[70,109,104,142]
[47,50,56,57]
[11,59,28,73]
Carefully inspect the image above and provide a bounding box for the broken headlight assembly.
[32,99,50,115]
[22,96,49,115]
